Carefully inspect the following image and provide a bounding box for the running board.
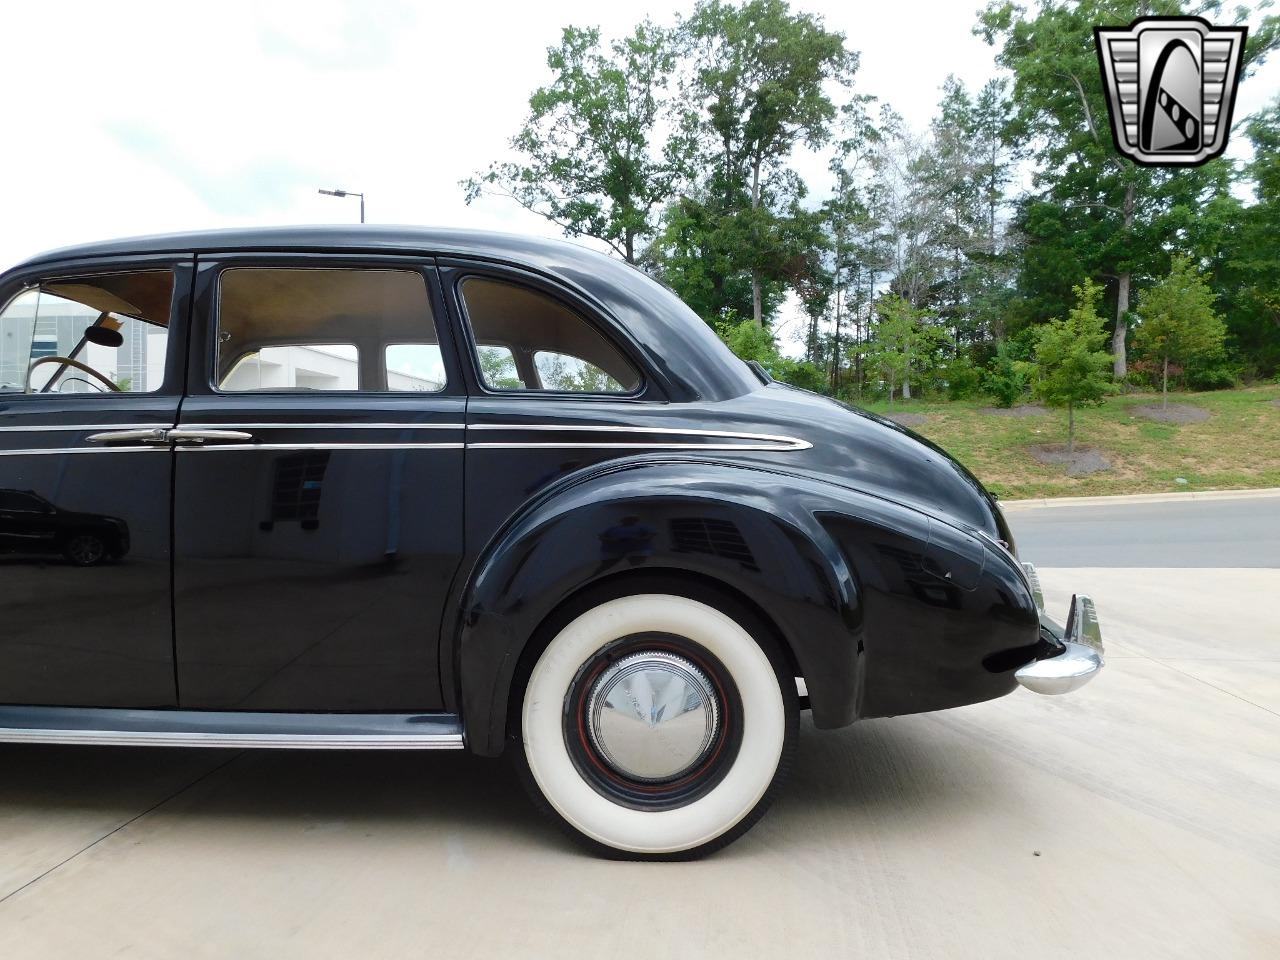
[0,706,465,749]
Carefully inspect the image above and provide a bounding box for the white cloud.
[1,0,1275,274]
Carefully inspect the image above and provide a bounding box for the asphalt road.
[1007,492,1280,568]
[1,496,1278,958]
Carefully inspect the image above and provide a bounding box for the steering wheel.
[25,356,122,394]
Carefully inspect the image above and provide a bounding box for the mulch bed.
[981,405,1047,418]
[1028,444,1113,476]
[1129,404,1210,424]
[884,412,928,427]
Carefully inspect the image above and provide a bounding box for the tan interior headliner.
[461,277,637,384]
[42,271,174,326]
[218,268,435,346]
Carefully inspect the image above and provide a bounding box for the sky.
[1,1,1277,291]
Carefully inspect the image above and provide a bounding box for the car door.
[172,254,465,712]
[0,256,191,707]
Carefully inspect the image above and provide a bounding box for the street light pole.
[318,188,366,223]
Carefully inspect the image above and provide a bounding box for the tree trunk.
[902,360,912,400]
[831,285,842,395]
[1112,183,1136,379]
[853,268,863,400]
[1162,356,1169,409]
[750,155,763,328]
[1113,272,1131,380]
[1067,403,1075,457]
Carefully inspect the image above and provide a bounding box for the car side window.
[215,268,445,393]
[459,277,640,394]
[0,491,47,512]
[0,270,173,394]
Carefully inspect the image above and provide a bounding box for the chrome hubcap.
[585,651,720,782]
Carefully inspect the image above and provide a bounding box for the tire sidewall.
[521,592,792,857]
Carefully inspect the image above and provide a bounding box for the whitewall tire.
[519,591,796,859]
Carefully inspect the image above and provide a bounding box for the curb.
[1000,487,1280,510]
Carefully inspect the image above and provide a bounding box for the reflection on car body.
[0,489,129,565]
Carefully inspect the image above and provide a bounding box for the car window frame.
[189,253,463,401]
[0,257,190,401]
[443,261,660,403]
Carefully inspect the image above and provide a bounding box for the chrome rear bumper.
[1015,570,1105,696]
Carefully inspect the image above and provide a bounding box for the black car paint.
[0,253,192,707]
[0,227,1042,751]
[169,254,467,711]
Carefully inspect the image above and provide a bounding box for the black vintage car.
[0,227,1103,858]
[0,489,130,565]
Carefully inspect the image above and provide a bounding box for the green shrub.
[983,340,1030,407]
[772,358,827,392]
[1183,350,1241,391]
[944,354,983,400]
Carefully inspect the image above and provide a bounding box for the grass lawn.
[860,383,1280,500]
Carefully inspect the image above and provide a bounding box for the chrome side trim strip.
[177,422,465,431]
[469,423,811,451]
[177,442,466,452]
[468,441,806,450]
[0,422,172,433]
[0,706,466,750]
[0,446,167,456]
[1,423,809,453]
[0,729,465,749]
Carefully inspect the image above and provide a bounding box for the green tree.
[978,1,1279,379]
[983,339,1030,408]
[1216,100,1280,378]
[1026,280,1114,454]
[462,21,693,263]
[650,185,819,325]
[680,0,858,327]
[867,295,946,402]
[819,118,877,396]
[716,317,825,390]
[1134,256,1227,407]
[477,346,525,389]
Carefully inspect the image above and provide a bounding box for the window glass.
[385,344,446,392]
[534,350,626,393]
[0,270,173,394]
[460,277,640,394]
[476,344,524,389]
[215,268,443,393]
[0,491,48,512]
[221,344,360,392]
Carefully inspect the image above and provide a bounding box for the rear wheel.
[518,592,797,859]
[63,533,106,566]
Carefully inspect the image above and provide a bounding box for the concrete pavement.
[0,504,1278,958]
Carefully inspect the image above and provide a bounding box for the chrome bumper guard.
[1015,564,1105,696]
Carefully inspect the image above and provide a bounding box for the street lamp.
[318,188,365,223]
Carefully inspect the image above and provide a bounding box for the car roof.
[17,225,598,267]
[7,225,758,402]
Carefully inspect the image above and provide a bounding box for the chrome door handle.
[86,428,170,444]
[168,428,254,444]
